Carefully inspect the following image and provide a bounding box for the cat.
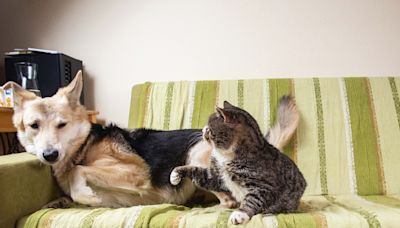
[170,98,307,225]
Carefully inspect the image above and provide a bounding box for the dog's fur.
[4,72,299,208]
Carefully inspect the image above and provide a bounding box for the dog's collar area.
[71,137,90,166]
[71,125,95,166]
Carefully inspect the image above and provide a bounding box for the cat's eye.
[57,122,67,129]
[30,123,39,129]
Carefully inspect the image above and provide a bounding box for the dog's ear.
[59,70,83,108]
[3,81,37,111]
[2,82,37,131]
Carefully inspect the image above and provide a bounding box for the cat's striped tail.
[266,96,300,151]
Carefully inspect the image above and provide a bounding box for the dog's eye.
[30,123,39,129]
[57,122,67,129]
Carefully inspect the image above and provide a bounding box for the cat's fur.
[170,98,306,225]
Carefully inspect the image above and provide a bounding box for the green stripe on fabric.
[24,208,53,228]
[243,80,267,135]
[362,195,400,209]
[149,207,187,227]
[217,80,238,107]
[269,79,292,126]
[319,78,352,195]
[80,208,109,228]
[369,77,400,195]
[276,213,317,228]
[170,211,187,228]
[128,84,143,128]
[290,79,299,164]
[345,78,383,195]
[191,81,219,128]
[237,80,244,108]
[216,210,230,228]
[36,208,67,227]
[324,196,381,228]
[310,212,328,228]
[313,78,329,195]
[263,79,270,132]
[178,207,222,227]
[389,77,400,130]
[169,81,191,130]
[269,79,294,158]
[145,83,170,129]
[128,83,151,128]
[163,82,174,130]
[294,78,320,195]
[91,206,143,227]
[134,204,189,228]
[366,78,386,194]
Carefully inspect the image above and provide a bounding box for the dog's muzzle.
[43,149,59,163]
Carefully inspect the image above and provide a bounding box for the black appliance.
[4,50,84,103]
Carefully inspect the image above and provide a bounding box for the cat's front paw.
[229,210,250,225]
[170,167,183,185]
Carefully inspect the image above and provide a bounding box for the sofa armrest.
[0,153,62,228]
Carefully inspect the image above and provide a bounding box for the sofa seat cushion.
[19,195,400,228]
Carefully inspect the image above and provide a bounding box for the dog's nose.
[43,149,59,162]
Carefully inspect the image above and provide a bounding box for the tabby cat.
[170,98,306,224]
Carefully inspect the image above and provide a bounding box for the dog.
[3,71,299,208]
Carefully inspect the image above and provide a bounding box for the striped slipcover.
[23,77,400,228]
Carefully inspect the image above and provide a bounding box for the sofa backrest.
[128,77,400,196]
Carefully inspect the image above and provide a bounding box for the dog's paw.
[42,196,72,209]
[229,210,250,225]
[170,168,183,185]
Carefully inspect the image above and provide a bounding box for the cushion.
[0,153,61,228]
[20,195,400,227]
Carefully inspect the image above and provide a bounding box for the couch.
[1,77,400,227]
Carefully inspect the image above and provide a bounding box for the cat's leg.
[170,165,226,191]
[171,165,238,208]
[229,189,274,225]
[266,188,303,213]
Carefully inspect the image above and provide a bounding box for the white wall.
[1,0,400,126]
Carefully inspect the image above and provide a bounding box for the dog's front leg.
[69,165,102,206]
[42,196,73,209]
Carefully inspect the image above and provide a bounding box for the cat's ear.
[216,107,232,123]
[223,101,235,109]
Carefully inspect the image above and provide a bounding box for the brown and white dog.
[3,71,299,208]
